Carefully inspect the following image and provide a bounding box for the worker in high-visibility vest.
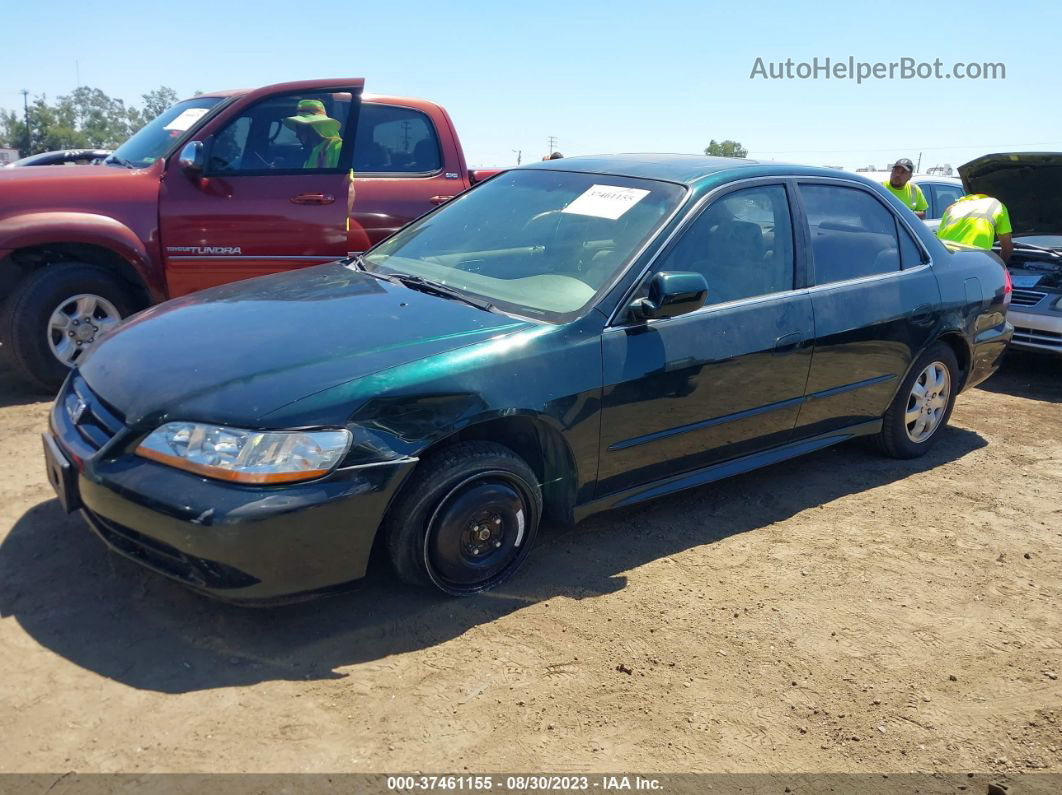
[936,193,1013,264]
[283,99,343,169]
[881,158,929,219]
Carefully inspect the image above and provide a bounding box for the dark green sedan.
[44,155,1013,600]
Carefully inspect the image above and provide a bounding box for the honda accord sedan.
[43,155,1013,601]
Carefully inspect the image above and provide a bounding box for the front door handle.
[775,332,803,353]
[290,193,335,205]
[430,195,455,205]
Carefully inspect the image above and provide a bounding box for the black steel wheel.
[384,441,542,595]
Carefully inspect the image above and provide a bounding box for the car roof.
[522,153,858,187]
[855,170,962,184]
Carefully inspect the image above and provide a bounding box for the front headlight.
[136,422,352,484]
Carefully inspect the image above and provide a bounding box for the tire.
[384,441,543,595]
[876,342,959,459]
[2,263,136,393]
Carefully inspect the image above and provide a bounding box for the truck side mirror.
[178,141,205,175]
[628,271,709,321]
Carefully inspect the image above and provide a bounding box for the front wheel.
[2,263,136,392]
[876,342,959,459]
[384,442,542,595]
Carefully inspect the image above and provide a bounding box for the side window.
[353,105,442,174]
[918,184,936,218]
[898,222,925,268]
[653,184,795,305]
[206,91,354,174]
[932,184,965,218]
[801,184,900,284]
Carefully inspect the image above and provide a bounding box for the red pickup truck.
[0,78,498,390]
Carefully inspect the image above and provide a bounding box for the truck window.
[353,104,442,174]
[206,91,355,175]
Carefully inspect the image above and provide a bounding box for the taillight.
[1002,266,1013,307]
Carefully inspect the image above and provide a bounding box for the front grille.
[85,510,260,590]
[1011,289,1047,307]
[65,374,124,451]
[1013,326,1062,349]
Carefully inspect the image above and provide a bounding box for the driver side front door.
[159,80,362,297]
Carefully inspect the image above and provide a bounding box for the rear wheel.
[2,264,136,392]
[877,342,959,459]
[384,441,542,595]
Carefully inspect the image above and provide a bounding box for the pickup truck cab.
[0,78,497,390]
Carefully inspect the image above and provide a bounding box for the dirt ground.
[0,351,1060,775]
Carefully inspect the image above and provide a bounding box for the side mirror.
[177,141,205,175]
[629,271,708,321]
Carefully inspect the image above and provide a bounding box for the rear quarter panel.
[929,246,1012,390]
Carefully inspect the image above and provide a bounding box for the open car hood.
[959,152,1062,237]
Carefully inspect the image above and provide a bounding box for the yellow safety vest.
[936,194,1012,250]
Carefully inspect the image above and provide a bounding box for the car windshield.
[362,169,685,321]
[106,97,222,169]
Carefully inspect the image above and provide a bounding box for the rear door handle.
[290,193,335,205]
[775,332,803,353]
[431,195,455,205]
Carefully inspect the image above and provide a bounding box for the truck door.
[159,80,363,297]
[347,101,469,252]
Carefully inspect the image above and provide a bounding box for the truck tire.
[2,263,137,393]
[384,441,542,595]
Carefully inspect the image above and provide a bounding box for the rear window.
[353,104,441,174]
[801,184,902,284]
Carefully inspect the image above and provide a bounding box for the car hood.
[79,263,533,427]
[959,152,1062,237]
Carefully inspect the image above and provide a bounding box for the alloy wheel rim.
[905,361,951,443]
[47,293,121,366]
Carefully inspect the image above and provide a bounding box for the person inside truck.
[283,99,343,168]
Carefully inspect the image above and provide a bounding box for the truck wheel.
[2,263,136,392]
[876,342,959,459]
[384,441,542,595]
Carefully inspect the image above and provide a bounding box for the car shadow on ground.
[977,350,1061,403]
[0,358,50,409]
[0,425,987,694]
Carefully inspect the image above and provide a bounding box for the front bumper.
[1009,306,1062,355]
[46,377,416,603]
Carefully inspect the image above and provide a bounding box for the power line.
[757,141,1060,155]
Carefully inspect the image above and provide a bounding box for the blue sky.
[1,0,1059,170]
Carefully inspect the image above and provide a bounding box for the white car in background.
[957,153,1062,356]
[853,171,965,223]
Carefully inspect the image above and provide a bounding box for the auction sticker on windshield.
[562,184,650,220]
[164,108,210,132]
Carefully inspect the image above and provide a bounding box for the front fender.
[0,211,164,301]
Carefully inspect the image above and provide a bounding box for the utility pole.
[511,149,522,165]
[916,151,922,172]
[20,89,30,157]
[546,135,558,157]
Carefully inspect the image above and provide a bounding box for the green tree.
[704,139,748,158]
[0,85,179,155]
[137,86,179,125]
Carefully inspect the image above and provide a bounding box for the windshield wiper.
[103,154,134,169]
[1010,241,1062,257]
[386,272,496,313]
